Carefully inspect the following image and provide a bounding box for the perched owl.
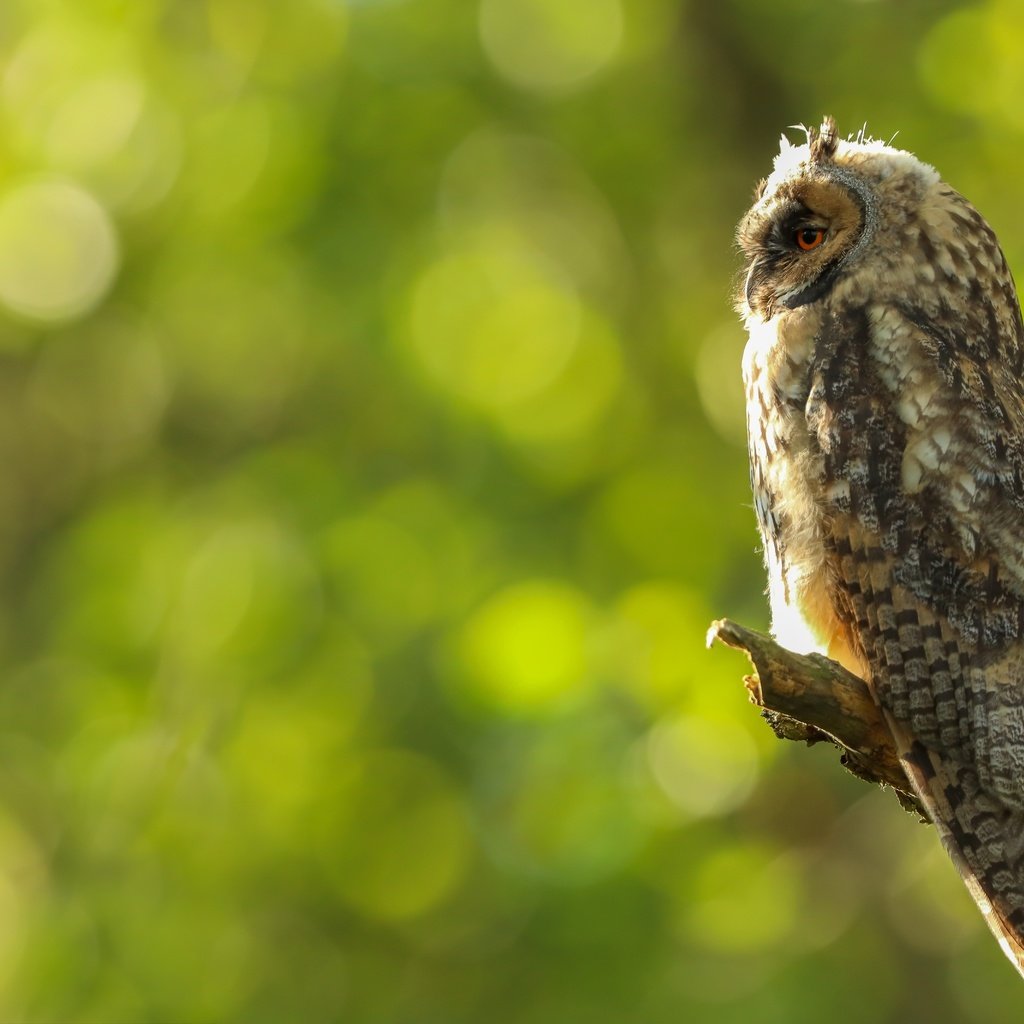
[736,116,1024,975]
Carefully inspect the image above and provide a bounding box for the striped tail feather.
[887,714,1024,977]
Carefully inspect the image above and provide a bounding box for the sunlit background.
[0,0,1018,1021]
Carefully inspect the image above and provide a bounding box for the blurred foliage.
[0,0,1019,1021]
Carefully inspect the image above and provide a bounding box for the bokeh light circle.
[0,179,119,323]
[407,244,583,412]
[646,714,759,819]
[478,0,623,95]
[456,579,593,714]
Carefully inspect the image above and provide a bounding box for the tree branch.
[706,618,924,817]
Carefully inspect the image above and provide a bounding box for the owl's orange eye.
[795,228,826,251]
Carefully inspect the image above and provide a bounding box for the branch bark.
[706,618,924,817]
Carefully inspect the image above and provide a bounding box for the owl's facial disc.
[738,175,868,319]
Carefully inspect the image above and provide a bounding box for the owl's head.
[736,116,942,321]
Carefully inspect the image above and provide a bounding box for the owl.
[736,116,1024,975]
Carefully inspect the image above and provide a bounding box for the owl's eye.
[795,227,826,251]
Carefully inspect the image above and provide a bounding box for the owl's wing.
[808,306,1024,976]
[898,302,1024,597]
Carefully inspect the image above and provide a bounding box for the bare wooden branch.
[706,618,925,817]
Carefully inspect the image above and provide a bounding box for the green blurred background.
[0,0,1019,1021]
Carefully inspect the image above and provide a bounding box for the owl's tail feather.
[890,718,1024,978]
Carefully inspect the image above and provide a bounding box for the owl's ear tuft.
[809,115,838,163]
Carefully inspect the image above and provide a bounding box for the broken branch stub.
[707,618,924,817]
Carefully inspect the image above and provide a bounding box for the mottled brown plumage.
[737,116,1024,975]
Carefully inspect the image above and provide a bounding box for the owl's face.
[736,117,941,322]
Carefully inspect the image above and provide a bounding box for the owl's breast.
[743,309,855,665]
